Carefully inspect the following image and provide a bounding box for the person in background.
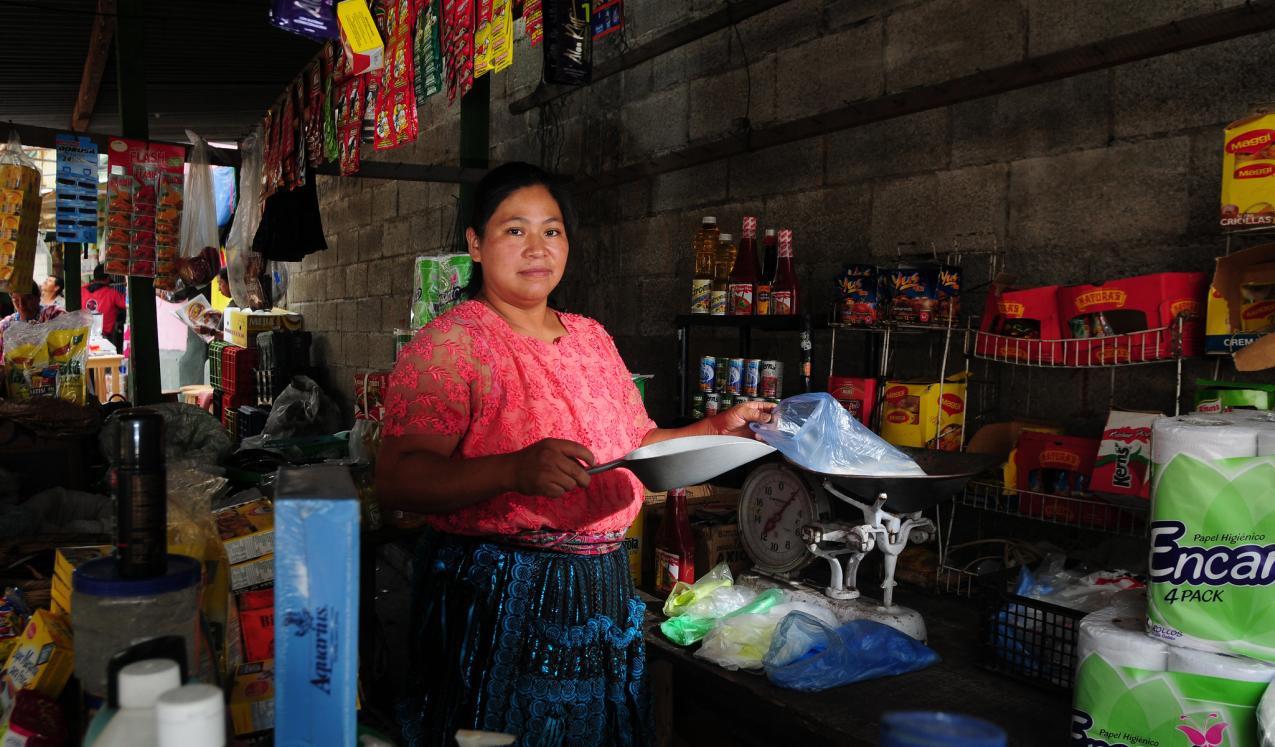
[0,281,64,356]
[377,163,773,746]
[40,275,65,309]
[82,264,127,352]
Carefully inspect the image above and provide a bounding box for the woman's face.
[467,185,568,306]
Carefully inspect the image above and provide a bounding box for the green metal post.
[115,0,161,404]
[65,243,81,311]
[458,75,490,244]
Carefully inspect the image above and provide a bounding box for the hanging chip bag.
[0,132,42,293]
[46,313,91,405]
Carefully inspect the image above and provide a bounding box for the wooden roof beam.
[70,0,116,133]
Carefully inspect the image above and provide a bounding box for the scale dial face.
[739,463,828,576]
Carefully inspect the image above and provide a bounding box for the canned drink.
[699,356,716,392]
[743,359,760,396]
[705,392,721,417]
[691,394,706,419]
[714,357,729,391]
[760,360,780,398]
[726,358,744,395]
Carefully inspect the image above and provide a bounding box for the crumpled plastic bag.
[1016,554,1142,613]
[0,487,113,538]
[100,403,233,467]
[663,562,734,618]
[662,587,783,647]
[695,600,838,671]
[751,392,924,476]
[263,375,341,439]
[179,130,219,259]
[763,613,939,691]
[1260,676,1275,746]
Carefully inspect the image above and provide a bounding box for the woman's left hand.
[710,400,775,439]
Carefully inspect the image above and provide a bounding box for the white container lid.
[156,684,225,747]
[118,659,181,709]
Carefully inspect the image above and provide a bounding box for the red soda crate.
[222,345,259,397]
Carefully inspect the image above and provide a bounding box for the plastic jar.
[72,555,202,698]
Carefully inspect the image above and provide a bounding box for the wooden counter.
[643,590,1069,747]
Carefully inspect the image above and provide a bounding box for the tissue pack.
[274,464,360,747]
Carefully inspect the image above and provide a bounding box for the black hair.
[467,162,576,238]
[93,263,107,281]
[218,267,228,282]
[27,281,38,296]
[50,275,64,295]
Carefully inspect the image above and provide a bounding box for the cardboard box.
[880,376,967,451]
[1234,331,1275,371]
[977,285,1066,363]
[967,419,1064,458]
[230,660,275,736]
[1057,272,1206,363]
[238,588,275,663]
[828,376,878,426]
[215,497,275,565]
[1209,242,1275,353]
[836,264,883,326]
[53,545,111,588]
[230,553,275,592]
[1221,112,1275,230]
[224,307,303,348]
[274,465,360,747]
[336,0,384,75]
[887,265,939,323]
[1091,410,1161,499]
[1194,379,1275,412]
[694,521,748,579]
[1014,433,1117,528]
[0,611,74,716]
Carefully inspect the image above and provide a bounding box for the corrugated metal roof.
[0,0,320,144]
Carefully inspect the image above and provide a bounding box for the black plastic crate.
[236,405,270,441]
[978,568,1084,691]
[257,330,311,373]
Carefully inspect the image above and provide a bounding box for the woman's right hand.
[508,438,595,497]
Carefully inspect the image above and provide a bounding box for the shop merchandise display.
[54,134,99,245]
[1221,111,1275,230]
[1207,242,1275,353]
[837,262,961,326]
[2,311,92,405]
[692,354,782,418]
[104,137,184,280]
[410,253,472,328]
[879,375,967,452]
[0,133,41,293]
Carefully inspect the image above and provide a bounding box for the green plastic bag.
[660,588,786,646]
[663,563,733,618]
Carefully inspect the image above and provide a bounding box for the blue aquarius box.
[274,464,360,747]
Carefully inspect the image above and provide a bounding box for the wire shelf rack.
[958,480,1149,536]
[973,321,1192,368]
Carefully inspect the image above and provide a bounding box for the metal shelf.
[958,479,1149,536]
[828,319,966,335]
[675,313,809,331]
[973,323,1191,368]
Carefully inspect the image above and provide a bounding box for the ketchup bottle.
[654,488,696,594]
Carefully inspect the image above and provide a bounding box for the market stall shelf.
[973,323,1192,368]
[957,479,1149,537]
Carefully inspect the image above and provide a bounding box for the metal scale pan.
[801,447,1000,513]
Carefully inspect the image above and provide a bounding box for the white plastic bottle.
[156,684,226,747]
[91,659,182,747]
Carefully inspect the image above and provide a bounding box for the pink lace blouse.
[383,300,656,537]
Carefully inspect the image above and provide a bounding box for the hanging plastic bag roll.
[1169,647,1275,684]
[1077,600,1168,671]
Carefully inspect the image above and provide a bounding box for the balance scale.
[737,449,996,642]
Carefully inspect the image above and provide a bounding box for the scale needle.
[761,490,800,538]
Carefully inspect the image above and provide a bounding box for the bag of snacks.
[3,311,92,405]
[410,253,473,328]
[0,132,41,293]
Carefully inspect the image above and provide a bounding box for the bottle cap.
[702,216,717,225]
[764,228,776,237]
[156,684,225,747]
[118,659,181,709]
[116,408,166,470]
[719,233,733,242]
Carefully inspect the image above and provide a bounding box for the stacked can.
[760,360,783,399]
[694,354,778,414]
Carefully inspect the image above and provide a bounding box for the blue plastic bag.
[763,612,940,691]
[750,392,923,476]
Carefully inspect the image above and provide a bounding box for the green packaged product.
[1194,378,1275,413]
[660,588,785,646]
[411,253,473,329]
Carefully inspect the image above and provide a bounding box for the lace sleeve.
[589,320,656,448]
[383,320,474,439]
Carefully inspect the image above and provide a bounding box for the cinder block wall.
[289,0,1275,427]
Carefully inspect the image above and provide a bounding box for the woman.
[377,163,772,746]
[40,275,65,309]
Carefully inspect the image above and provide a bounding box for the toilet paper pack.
[1073,603,1272,747]
[1148,417,1275,662]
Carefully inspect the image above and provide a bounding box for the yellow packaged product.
[229,553,274,592]
[230,660,275,735]
[0,135,42,293]
[214,497,275,565]
[1221,112,1275,229]
[2,333,49,401]
[0,610,74,714]
[53,545,113,588]
[880,374,968,451]
[46,322,90,405]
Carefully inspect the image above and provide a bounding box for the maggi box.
[0,610,74,715]
[275,464,360,747]
[230,659,275,736]
[224,307,303,348]
[1207,242,1275,353]
[880,376,967,451]
[1221,112,1275,230]
[215,497,275,565]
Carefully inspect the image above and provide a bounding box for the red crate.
[222,345,259,397]
[221,390,253,431]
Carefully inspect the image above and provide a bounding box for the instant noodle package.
[3,311,92,406]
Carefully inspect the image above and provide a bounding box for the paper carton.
[0,610,74,716]
[237,588,275,663]
[827,376,877,426]
[224,307,303,348]
[1057,272,1205,364]
[215,497,274,565]
[274,464,360,747]
[230,660,275,736]
[1014,433,1115,527]
[880,376,967,451]
[230,553,274,592]
[1220,112,1275,230]
[1208,242,1275,353]
[336,0,384,75]
[1090,410,1161,498]
[977,285,1066,363]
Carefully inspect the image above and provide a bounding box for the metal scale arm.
[820,483,934,609]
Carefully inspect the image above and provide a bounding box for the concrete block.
[308,301,335,335]
[652,44,692,93]
[776,21,884,121]
[824,0,908,30]
[689,55,777,141]
[356,296,381,333]
[491,109,533,150]
[869,164,1009,256]
[370,181,399,223]
[346,263,369,299]
[623,87,690,160]
[761,184,873,268]
[728,137,824,199]
[885,0,1025,93]
[368,333,396,370]
[622,58,655,102]
[826,108,948,184]
[628,0,701,44]
[617,179,652,221]
[1008,138,1191,251]
[951,71,1109,167]
[381,216,413,259]
[683,28,737,83]
[1113,33,1275,140]
[492,137,539,168]
[736,0,822,59]
[1187,128,1224,236]
[394,254,418,296]
[339,301,360,332]
[408,212,438,256]
[358,225,381,263]
[637,275,681,337]
[1027,0,1227,57]
[397,181,429,214]
[508,33,542,99]
[578,112,625,177]
[652,160,729,213]
[326,265,347,301]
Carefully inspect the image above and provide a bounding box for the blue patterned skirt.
[397,531,653,747]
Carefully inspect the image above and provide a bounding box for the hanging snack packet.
[442,0,475,102]
[45,313,91,406]
[0,133,42,293]
[525,0,543,46]
[3,325,50,401]
[414,0,444,103]
[337,76,366,175]
[488,0,513,74]
[543,0,591,86]
[305,61,325,167]
[411,253,473,328]
[473,0,492,78]
[375,0,418,150]
[323,43,341,162]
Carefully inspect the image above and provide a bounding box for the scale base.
[739,573,928,643]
